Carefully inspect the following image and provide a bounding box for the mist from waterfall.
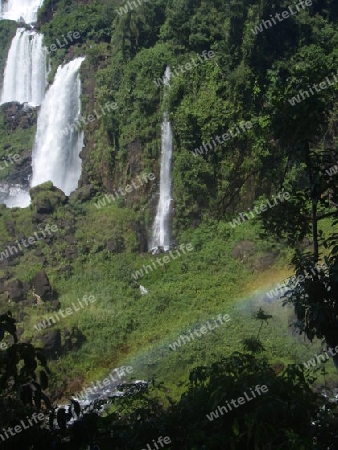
[151,66,173,252]
[1,28,47,106]
[0,0,44,24]
[31,57,85,196]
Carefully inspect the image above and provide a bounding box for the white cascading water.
[31,57,85,195]
[151,66,173,252]
[0,0,46,207]
[0,0,44,24]
[1,28,47,106]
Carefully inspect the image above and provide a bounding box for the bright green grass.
[17,213,335,401]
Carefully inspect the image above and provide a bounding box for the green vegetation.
[2,203,335,398]
[0,0,338,448]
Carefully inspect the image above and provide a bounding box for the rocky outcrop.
[69,184,96,203]
[0,151,32,187]
[0,103,37,189]
[40,329,62,359]
[63,327,86,353]
[106,235,125,254]
[64,245,78,261]
[0,269,58,306]
[6,279,28,302]
[32,270,54,301]
[39,327,86,360]
[1,102,37,132]
[30,181,67,217]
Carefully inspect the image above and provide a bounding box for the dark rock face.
[69,184,96,202]
[135,222,148,253]
[65,235,76,245]
[1,151,32,188]
[64,246,78,260]
[0,269,58,304]
[40,329,62,360]
[0,103,34,187]
[33,249,47,265]
[32,270,54,301]
[63,327,86,353]
[0,278,6,294]
[35,197,54,214]
[39,327,86,360]
[0,271,59,306]
[0,102,37,132]
[6,278,27,302]
[106,235,125,254]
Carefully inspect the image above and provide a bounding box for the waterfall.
[1,28,47,106]
[0,0,46,208]
[0,0,44,24]
[31,57,85,196]
[151,66,173,252]
[0,0,84,206]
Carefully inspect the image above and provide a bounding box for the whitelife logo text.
[169,314,231,351]
[0,412,45,443]
[0,224,58,261]
[303,345,338,369]
[266,262,328,300]
[192,121,252,157]
[131,244,193,281]
[154,51,215,88]
[94,172,155,209]
[34,294,96,332]
[76,366,133,400]
[288,71,338,106]
[206,385,268,421]
[251,1,312,35]
[228,192,290,228]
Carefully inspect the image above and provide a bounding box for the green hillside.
[0,0,338,448]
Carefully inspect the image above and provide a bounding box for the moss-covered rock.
[30,181,67,215]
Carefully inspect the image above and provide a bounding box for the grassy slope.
[15,201,333,400]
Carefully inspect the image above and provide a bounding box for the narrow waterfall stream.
[151,66,173,252]
[1,28,47,106]
[31,58,85,195]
